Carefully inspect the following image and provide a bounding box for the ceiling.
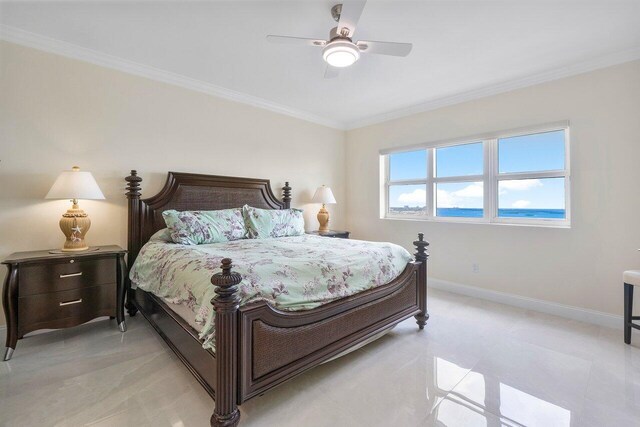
[1,1,639,129]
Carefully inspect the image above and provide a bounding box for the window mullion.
[386,155,390,217]
[564,127,571,223]
[388,179,430,185]
[427,148,434,217]
[484,139,490,220]
[432,175,485,183]
[493,138,500,220]
[497,170,566,180]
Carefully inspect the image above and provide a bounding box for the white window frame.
[381,122,570,227]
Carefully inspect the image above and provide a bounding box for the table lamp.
[45,166,105,251]
[311,185,336,232]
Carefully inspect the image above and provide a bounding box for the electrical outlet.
[472,263,480,273]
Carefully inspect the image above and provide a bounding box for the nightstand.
[2,245,127,361]
[307,230,351,239]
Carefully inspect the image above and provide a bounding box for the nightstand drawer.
[18,284,116,332]
[19,257,116,296]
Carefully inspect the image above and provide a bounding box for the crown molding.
[0,25,347,130]
[2,25,639,133]
[346,46,640,130]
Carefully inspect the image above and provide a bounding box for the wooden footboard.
[210,234,429,426]
[238,261,421,402]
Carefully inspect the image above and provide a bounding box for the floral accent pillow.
[162,209,246,245]
[242,205,305,239]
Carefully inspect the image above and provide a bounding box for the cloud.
[436,189,455,208]
[512,200,531,208]
[438,183,483,208]
[499,179,542,193]
[397,189,426,204]
[453,183,483,198]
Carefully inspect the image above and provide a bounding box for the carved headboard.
[125,170,292,268]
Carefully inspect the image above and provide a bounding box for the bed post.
[413,233,429,329]
[211,258,242,427]
[282,181,291,209]
[125,170,142,317]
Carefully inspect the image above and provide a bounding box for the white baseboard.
[429,278,622,329]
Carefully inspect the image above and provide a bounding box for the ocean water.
[436,208,566,219]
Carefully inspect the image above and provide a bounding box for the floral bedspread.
[130,233,412,350]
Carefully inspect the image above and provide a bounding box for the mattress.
[131,233,412,349]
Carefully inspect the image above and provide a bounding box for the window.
[382,124,570,226]
[496,130,567,221]
[387,149,427,217]
[435,142,484,218]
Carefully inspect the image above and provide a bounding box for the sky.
[389,130,565,211]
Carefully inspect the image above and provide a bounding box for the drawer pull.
[59,298,83,306]
[59,272,83,278]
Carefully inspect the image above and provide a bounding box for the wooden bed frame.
[124,170,429,426]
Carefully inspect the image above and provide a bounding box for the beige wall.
[2,39,639,327]
[345,60,640,317]
[0,41,346,325]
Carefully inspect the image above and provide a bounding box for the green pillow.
[242,205,305,239]
[162,208,246,245]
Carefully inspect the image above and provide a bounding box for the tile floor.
[1,289,640,427]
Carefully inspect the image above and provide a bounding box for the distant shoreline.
[389,207,565,219]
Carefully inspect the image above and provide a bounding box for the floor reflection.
[3,288,640,426]
[431,357,571,426]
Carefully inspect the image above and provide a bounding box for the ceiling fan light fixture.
[322,40,360,68]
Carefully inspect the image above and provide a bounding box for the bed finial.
[413,233,429,330]
[210,258,242,427]
[413,233,429,261]
[282,181,292,209]
[211,258,242,292]
[125,169,142,198]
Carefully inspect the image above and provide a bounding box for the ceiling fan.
[266,0,412,78]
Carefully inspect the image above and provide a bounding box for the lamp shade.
[45,166,105,200]
[311,185,336,204]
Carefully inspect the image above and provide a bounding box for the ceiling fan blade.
[337,0,367,38]
[324,65,340,79]
[266,35,326,47]
[356,40,412,57]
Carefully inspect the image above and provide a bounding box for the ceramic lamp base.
[317,205,330,232]
[59,202,92,251]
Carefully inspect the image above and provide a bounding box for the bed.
[124,170,429,426]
